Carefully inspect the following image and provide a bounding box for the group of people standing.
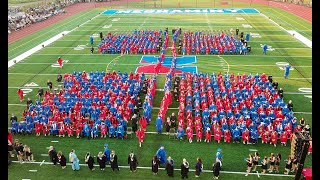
[45,144,223,179]
[245,151,298,176]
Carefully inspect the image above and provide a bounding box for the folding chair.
[168,128,176,139]
[126,127,133,138]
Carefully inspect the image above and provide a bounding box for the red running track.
[235,0,311,23]
[8,0,146,44]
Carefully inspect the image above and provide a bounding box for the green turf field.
[8,1,312,179]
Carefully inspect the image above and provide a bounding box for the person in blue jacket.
[104,144,110,164]
[155,116,163,134]
[156,145,167,166]
[232,126,241,143]
[177,126,185,140]
[284,64,291,79]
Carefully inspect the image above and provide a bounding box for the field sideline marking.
[8,31,71,68]
[10,161,294,177]
[259,12,311,48]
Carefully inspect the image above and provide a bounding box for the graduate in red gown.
[261,131,270,144]
[204,128,212,143]
[136,127,145,147]
[280,131,288,146]
[186,126,193,143]
[224,129,231,143]
[58,122,65,137]
[17,88,24,102]
[139,116,147,131]
[35,122,42,136]
[196,127,203,142]
[100,123,107,138]
[270,131,278,147]
[214,128,222,143]
[242,129,250,145]
[57,56,63,68]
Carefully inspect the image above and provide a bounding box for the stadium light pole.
[196,0,198,8]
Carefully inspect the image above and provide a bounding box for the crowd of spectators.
[8,0,80,34]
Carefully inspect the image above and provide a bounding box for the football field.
[8,1,312,179]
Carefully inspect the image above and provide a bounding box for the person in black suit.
[48,146,57,165]
[151,156,160,175]
[85,152,95,171]
[170,113,177,128]
[97,151,106,171]
[181,158,189,179]
[57,151,67,169]
[37,88,44,100]
[213,159,221,179]
[47,79,53,91]
[110,150,119,171]
[128,150,138,172]
[131,114,138,133]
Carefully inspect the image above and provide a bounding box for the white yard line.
[10,161,294,177]
[259,13,312,48]
[8,31,71,68]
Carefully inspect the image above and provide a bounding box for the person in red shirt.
[17,88,24,102]
[224,129,231,143]
[57,56,63,68]
[136,127,145,147]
